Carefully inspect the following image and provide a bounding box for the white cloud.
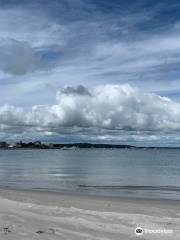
[94,34,180,74]
[0,84,180,142]
[0,8,67,48]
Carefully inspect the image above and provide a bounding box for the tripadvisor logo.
[134,226,173,236]
[135,227,143,236]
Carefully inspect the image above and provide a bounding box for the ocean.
[0,148,180,200]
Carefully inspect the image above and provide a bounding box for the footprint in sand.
[2,226,11,235]
[36,228,55,234]
[36,230,45,234]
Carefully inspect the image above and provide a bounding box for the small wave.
[78,185,180,192]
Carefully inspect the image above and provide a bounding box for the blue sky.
[0,0,180,146]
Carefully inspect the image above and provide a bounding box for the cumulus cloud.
[0,84,180,141]
[0,39,44,75]
[61,85,91,96]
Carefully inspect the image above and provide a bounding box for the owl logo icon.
[135,227,143,236]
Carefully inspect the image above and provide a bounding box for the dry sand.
[0,188,179,239]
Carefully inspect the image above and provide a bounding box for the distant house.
[34,141,42,146]
[8,144,16,148]
[9,142,21,148]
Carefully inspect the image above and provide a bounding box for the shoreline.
[0,187,179,239]
[1,185,180,205]
[1,184,180,201]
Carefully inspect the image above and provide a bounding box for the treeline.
[0,141,134,149]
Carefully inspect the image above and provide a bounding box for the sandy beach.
[0,188,179,239]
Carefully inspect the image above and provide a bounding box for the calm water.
[0,148,180,200]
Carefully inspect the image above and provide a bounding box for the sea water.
[0,148,180,200]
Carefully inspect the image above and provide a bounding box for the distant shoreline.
[0,141,180,149]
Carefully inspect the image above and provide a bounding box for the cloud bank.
[0,84,180,142]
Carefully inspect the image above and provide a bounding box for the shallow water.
[0,148,180,199]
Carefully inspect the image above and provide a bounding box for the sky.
[1,0,180,146]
